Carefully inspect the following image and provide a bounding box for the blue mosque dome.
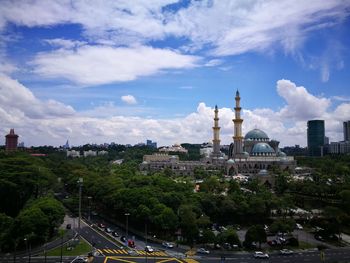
[277,151,287,157]
[245,129,269,141]
[227,158,235,164]
[252,142,275,155]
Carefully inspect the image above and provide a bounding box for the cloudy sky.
[1,0,350,147]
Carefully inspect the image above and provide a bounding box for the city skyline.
[1,1,350,146]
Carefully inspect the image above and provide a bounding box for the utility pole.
[125,212,130,242]
[78,177,83,232]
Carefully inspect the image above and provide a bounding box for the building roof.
[244,128,269,141]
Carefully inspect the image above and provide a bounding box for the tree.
[14,207,50,244]
[217,227,240,246]
[244,225,266,249]
[269,218,295,234]
[179,205,199,245]
[200,229,216,245]
[0,213,14,252]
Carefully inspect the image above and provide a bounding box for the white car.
[145,245,154,253]
[254,251,269,258]
[162,242,174,248]
[280,249,294,255]
[296,223,303,230]
[197,248,210,254]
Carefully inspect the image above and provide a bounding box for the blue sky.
[0,0,350,146]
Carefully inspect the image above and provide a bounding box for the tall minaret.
[233,90,243,157]
[212,105,220,156]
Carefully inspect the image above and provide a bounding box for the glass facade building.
[307,120,325,156]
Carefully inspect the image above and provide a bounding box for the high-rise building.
[5,128,19,151]
[146,140,157,148]
[307,120,325,156]
[344,121,350,141]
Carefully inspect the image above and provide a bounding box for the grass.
[46,238,92,256]
[298,241,316,249]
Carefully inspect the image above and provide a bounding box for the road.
[3,215,350,263]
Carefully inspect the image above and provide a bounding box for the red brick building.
[5,129,18,151]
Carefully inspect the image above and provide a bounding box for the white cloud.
[1,0,348,56]
[276,79,330,120]
[0,75,348,147]
[44,38,87,49]
[32,45,199,85]
[121,95,137,105]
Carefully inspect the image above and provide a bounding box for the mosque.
[140,91,296,185]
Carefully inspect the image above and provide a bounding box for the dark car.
[112,231,119,237]
[66,224,72,229]
[120,236,127,242]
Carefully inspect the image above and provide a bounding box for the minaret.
[212,105,221,156]
[233,90,243,157]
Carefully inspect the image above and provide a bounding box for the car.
[162,242,174,248]
[120,236,127,242]
[98,223,106,228]
[72,256,88,262]
[280,249,294,255]
[296,223,303,230]
[197,248,210,254]
[105,227,112,233]
[314,234,325,241]
[112,231,119,237]
[253,251,269,259]
[91,211,98,216]
[128,240,135,248]
[66,224,72,229]
[145,245,154,253]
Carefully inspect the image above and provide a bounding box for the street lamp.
[88,196,92,221]
[125,213,130,242]
[78,177,83,232]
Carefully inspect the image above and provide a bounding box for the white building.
[67,150,80,158]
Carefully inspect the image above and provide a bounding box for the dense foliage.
[0,152,65,252]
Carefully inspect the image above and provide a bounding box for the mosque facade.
[140,91,296,182]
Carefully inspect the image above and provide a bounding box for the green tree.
[244,225,266,249]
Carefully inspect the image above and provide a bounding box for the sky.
[0,0,350,147]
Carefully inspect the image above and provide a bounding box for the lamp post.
[78,177,83,232]
[24,238,29,263]
[88,196,92,221]
[125,213,130,242]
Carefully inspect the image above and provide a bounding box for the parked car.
[98,223,106,228]
[280,249,294,255]
[128,240,135,248]
[253,251,269,259]
[145,245,154,253]
[112,231,119,237]
[105,227,113,233]
[162,242,174,248]
[296,223,303,230]
[120,236,126,242]
[72,256,88,262]
[66,224,72,229]
[197,248,210,254]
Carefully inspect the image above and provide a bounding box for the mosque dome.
[245,129,269,141]
[277,151,287,157]
[252,142,275,155]
[227,159,235,164]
